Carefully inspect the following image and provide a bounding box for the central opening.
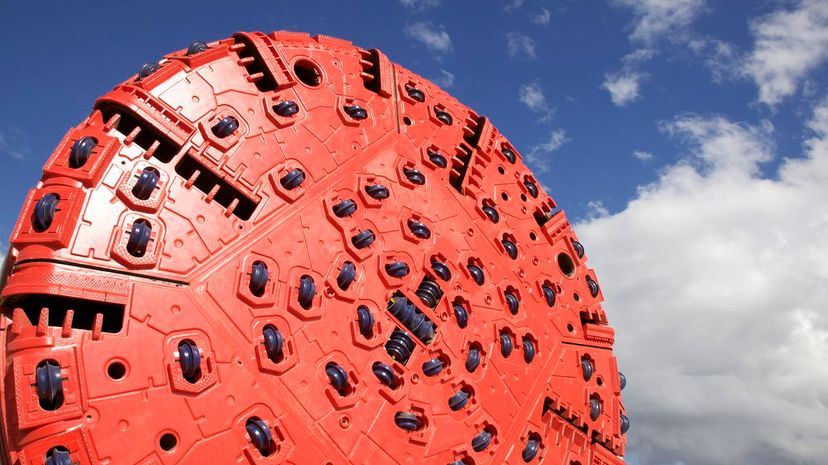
[294,60,322,86]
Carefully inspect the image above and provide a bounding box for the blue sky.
[2,1,828,464]
[0,0,815,234]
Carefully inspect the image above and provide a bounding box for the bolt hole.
[520,193,527,202]
[574,293,580,302]
[106,361,126,380]
[501,192,509,201]
[294,59,322,86]
[597,376,603,386]
[403,116,413,126]
[529,232,537,241]
[557,252,575,277]
[566,323,575,333]
[498,166,505,175]
[159,433,177,452]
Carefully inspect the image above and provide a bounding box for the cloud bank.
[576,101,828,465]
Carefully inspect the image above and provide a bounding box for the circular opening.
[596,376,604,386]
[566,323,575,333]
[520,193,527,202]
[557,253,575,277]
[497,166,505,175]
[501,192,509,201]
[294,60,322,86]
[403,116,413,126]
[107,361,127,380]
[529,232,537,241]
[573,293,581,302]
[159,433,177,452]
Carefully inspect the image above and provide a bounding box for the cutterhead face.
[0,31,627,465]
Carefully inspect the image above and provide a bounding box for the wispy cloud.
[503,0,525,12]
[527,129,568,172]
[612,0,708,44]
[506,32,537,59]
[586,200,610,220]
[431,69,454,88]
[621,47,656,65]
[633,149,655,161]
[0,128,29,160]
[605,1,705,108]
[533,7,551,26]
[404,21,453,54]
[688,38,741,83]
[399,0,440,11]
[518,82,554,121]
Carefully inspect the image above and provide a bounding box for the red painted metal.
[0,31,627,465]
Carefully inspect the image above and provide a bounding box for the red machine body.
[0,31,627,465]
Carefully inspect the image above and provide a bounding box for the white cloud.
[527,129,568,172]
[0,129,29,160]
[404,22,453,54]
[689,38,741,83]
[575,101,828,465]
[518,82,554,121]
[503,0,525,12]
[603,69,647,106]
[533,7,551,26]
[586,200,610,220]
[612,0,707,43]
[744,0,828,106]
[399,0,440,10]
[657,115,773,174]
[622,48,656,65]
[506,32,537,59]
[606,0,705,107]
[603,49,654,106]
[633,149,654,161]
[431,69,454,88]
